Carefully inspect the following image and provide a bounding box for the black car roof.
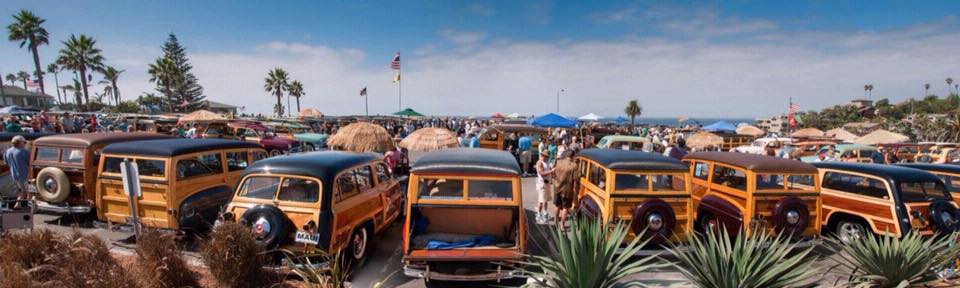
[242,151,382,181]
[579,148,688,172]
[813,162,943,183]
[896,163,960,175]
[0,132,57,141]
[103,139,262,157]
[411,148,521,176]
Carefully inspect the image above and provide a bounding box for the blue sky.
[1,1,959,117]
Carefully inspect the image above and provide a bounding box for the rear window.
[418,178,515,201]
[101,157,167,178]
[615,174,649,190]
[36,147,59,161]
[755,174,817,191]
[899,181,951,202]
[277,178,320,203]
[62,148,84,164]
[238,176,280,199]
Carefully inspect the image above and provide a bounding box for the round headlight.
[647,213,664,231]
[786,210,800,225]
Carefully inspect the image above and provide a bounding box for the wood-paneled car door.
[689,161,712,207]
[374,162,401,230]
[98,156,170,228]
[331,165,384,251]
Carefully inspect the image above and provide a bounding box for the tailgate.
[405,248,522,262]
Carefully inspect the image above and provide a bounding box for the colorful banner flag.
[390,52,400,70]
[788,102,799,128]
[360,86,367,96]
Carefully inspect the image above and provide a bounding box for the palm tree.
[148,57,182,112]
[863,84,869,99]
[624,99,642,126]
[15,70,29,89]
[4,73,14,86]
[288,80,304,113]
[56,34,105,110]
[925,83,931,96]
[99,66,123,105]
[46,63,61,104]
[264,68,290,117]
[948,78,955,95]
[7,10,49,95]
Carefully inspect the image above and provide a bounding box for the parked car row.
[8,132,960,285]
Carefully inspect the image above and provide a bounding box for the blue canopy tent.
[614,116,628,125]
[528,113,577,128]
[702,121,737,133]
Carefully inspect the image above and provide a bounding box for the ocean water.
[593,117,756,127]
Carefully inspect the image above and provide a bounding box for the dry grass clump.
[201,222,269,288]
[135,230,199,288]
[0,230,135,288]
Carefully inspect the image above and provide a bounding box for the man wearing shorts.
[5,136,31,209]
[535,150,554,224]
[552,150,579,229]
[518,135,532,176]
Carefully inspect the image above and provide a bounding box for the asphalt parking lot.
[28,175,844,288]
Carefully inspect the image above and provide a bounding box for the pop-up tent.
[702,121,737,133]
[578,113,601,121]
[528,113,577,128]
[393,108,425,117]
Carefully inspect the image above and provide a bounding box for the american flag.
[789,102,800,113]
[390,52,400,70]
[360,86,367,97]
[25,79,39,92]
[788,101,799,128]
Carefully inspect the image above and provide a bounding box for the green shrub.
[282,248,350,288]
[522,217,664,287]
[135,230,199,288]
[201,222,269,288]
[666,228,820,288]
[826,232,960,287]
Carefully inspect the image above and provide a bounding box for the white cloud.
[438,29,486,46]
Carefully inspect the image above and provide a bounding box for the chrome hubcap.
[352,229,367,259]
[43,178,57,192]
[786,210,800,225]
[647,213,664,231]
[839,222,863,242]
[253,217,271,240]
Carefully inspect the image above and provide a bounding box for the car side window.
[252,151,268,162]
[353,166,374,191]
[693,162,710,180]
[277,178,320,203]
[822,172,888,199]
[587,164,606,189]
[226,151,249,171]
[177,152,223,180]
[375,163,390,184]
[336,174,358,202]
[36,147,59,161]
[712,165,746,191]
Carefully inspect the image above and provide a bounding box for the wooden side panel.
[821,192,899,236]
[99,178,172,228]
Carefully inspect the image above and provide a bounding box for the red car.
[203,120,301,156]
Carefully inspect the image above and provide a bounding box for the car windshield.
[899,181,950,202]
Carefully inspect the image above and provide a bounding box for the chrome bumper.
[403,265,525,282]
[36,201,92,214]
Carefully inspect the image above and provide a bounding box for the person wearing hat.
[5,135,31,209]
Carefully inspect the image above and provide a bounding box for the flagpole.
[365,87,369,117]
[398,65,402,112]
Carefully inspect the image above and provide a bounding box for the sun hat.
[11,135,26,144]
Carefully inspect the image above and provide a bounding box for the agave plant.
[282,247,350,288]
[826,232,960,287]
[521,217,665,287]
[666,228,820,288]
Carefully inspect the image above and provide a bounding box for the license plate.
[295,231,320,245]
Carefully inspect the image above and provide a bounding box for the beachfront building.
[206,100,238,115]
[0,85,56,108]
[756,114,788,134]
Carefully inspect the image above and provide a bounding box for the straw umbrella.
[826,127,858,142]
[399,127,459,152]
[327,122,395,152]
[177,109,226,124]
[791,127,825,138]
[853,129,909,145]
[686,131,724,150]
[735,124,765,137]
[298,108,323,119]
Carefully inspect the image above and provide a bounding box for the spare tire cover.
[631,199,676,243]
[240,205,290,248]
[928,200,960,233]
[36,167,71,203]
[771,196,810,236]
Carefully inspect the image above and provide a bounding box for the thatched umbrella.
[735,124,765,137]
[853,129,909,145]
[826,128,858,142]
[327,122,395,152]
[298,108,324,119]
[177,109,226,124]
[791,127,825,138]
[399,128,459,152]
[686,131,724,150]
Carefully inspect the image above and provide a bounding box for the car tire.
[695,212,717,234]
[36,167,71,203]
[269,149,283,157]
[347,225,371,269]
[239,205,289,248]
[835,219,868,244]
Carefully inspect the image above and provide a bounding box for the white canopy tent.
[578,113,602,121]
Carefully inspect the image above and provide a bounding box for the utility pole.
[556,89,565,113]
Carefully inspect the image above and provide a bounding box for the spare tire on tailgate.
[240,205,289,248]
[36,167,70,203]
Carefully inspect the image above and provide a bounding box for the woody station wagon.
[0,132,55,198]
[403,148,526,284]
[575,148,692,245]
[31,132,173,213]
[815,162,960,241]
[221,151,402,266]
[96,139,265,231]
[898,163,960,204]
[684,152,821,238]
